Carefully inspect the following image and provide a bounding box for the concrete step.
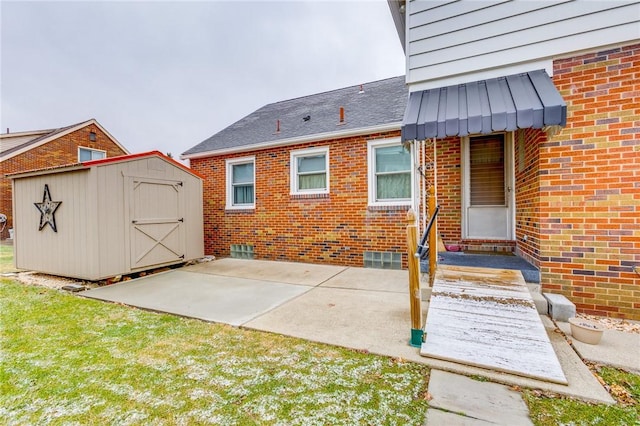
[527,284,548,315]
[543,293,576,322]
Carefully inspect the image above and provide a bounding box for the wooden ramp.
[421,265,567,385]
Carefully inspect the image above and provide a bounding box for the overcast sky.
[1,0,405,163]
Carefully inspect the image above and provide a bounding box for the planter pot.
[568,317,605,345]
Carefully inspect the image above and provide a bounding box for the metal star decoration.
[34,184,62,232]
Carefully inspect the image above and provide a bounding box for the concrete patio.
[81,257,634,405]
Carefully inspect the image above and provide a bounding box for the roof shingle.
[182,76,407,157]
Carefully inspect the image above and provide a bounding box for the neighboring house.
[182,76,412,269]
[0,119,129,239]
[388,1,639,319]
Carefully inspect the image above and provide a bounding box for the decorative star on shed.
[34,184,62,232]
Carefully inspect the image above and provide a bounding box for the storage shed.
[10,151,204,280]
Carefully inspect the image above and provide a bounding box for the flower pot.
[568,317,605,345]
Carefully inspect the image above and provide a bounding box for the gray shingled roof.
[182,76,407,156]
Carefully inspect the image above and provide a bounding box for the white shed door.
[129,178,185,269]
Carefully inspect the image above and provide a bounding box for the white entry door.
[128,177,185,269]
[463,134,514,240]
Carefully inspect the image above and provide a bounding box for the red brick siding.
[0,124,126,238]
[514,128,545,268]
[431,137,462,248]
[541,43,640,319]
[191,130,410,267]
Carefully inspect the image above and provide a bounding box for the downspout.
[433,137,437,209]
[421,139,427,231]
[433,137,438,245]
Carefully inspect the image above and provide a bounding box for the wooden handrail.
[406,208,422,347]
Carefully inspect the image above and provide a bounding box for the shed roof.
[182,76,407,158]
[0,118,129,161]
[84,151,204,179]
[9,151,203,180]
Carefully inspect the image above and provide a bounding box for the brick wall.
[431,137,462,248]
[514,128,546,268]
[0,124,126,239]
[540,43,640,319]
[190,130,411,268]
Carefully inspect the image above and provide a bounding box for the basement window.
[230,244,254,259]
[363,251,402,270]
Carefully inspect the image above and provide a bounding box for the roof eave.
[387,0,406,53]
[8,164,87,179]
[181,122,402,160]
[0,118,129,162]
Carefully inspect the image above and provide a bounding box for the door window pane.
[470,136,505,206]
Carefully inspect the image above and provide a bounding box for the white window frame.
[290,146,330,195]
[78,146,106,162]
[367,138,414,207]
[226,156,256,210]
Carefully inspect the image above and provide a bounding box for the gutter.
[181,122,402,160]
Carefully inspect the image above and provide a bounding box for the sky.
[1,0,405,163]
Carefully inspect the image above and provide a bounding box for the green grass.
[0,279,430,425]
[2,262,639,426]
[0,244,17,273]
[524,365,640,426]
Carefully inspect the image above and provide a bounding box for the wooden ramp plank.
[421,265,567,385]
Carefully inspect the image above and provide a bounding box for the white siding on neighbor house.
[407,0,640,90]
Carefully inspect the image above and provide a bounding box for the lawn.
[524,367,640,426]
[0,279,430,425]
[0,243,17,273]
[1,240,638,425]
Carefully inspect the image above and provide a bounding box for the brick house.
[1,119,129,239]
[182,76,413,269]
[388,1,639,319]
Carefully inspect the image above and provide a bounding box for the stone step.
[423,370,533,425]
[543,293,576,322]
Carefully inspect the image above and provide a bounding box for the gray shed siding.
[407,0,640,89]
[94,156,204,278]
[12,154,203,280]
[13,170,97,278]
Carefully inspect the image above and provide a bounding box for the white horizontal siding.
[406,0,640,88]
[411,1,557,42]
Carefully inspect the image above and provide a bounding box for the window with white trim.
[78,147,106,162]
[290,147,329,195]
[226,156,255,209]
[368,139,413,206]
